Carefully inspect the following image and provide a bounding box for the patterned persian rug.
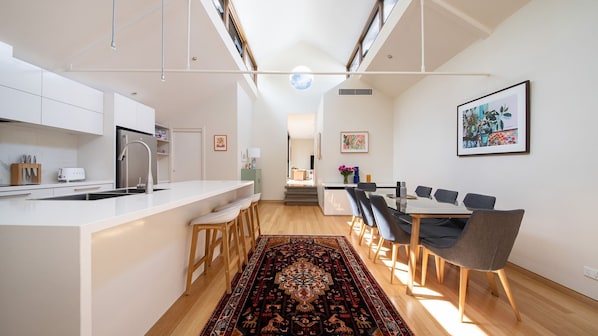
[200,235,414,335]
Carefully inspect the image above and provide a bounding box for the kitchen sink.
[37,192,135,201]
[103,187,167,194]
[35,188,167,200]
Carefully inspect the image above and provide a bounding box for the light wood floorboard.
[147,202,598,336]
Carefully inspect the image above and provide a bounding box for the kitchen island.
[0,180,253,336]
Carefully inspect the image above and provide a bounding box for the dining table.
[379,193,472,295]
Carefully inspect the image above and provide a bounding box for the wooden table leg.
[407,216,420,295]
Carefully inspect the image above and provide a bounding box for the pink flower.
[338,165,354,176]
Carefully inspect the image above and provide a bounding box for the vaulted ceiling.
[0,0,529,136]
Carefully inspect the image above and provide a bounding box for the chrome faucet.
[118,140,154,194]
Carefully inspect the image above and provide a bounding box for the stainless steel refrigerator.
[116,127,157,189]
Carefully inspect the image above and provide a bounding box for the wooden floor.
[147,202,598,336]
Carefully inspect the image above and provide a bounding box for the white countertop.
[0,180,253,232]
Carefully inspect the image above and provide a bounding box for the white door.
[172,128,203,182]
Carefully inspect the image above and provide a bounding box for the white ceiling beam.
[430,0,493,37]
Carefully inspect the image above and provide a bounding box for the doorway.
[172,128,204,182]
[287,114,315,186]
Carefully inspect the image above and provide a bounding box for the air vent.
[338,88,373,96]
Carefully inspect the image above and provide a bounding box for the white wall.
[393,0,598,299]
[318,78,394,185]
[236,82,254,175]
[166,84,239,180]
[252,42,346,200]
[0,123,80,184]
[290,138,314,171]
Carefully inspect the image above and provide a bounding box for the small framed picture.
[340,131,369,153]
[214,134,227,151]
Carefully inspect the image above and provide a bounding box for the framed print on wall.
[214,134,227,151]
[341,131,369,153]
[457,80,530,156]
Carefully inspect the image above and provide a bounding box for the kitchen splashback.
[0,123,79,185]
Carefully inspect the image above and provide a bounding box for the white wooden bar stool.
[185,205,241,295]
[214,196,252,263]
[249,193,262,248]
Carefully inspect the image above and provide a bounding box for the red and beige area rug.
[200,235,414,335]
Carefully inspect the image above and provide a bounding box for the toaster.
[57,168,86,182]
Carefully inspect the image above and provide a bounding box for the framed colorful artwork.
[340,131,369,153]
[214,134,227,151]
[457,80,530,156]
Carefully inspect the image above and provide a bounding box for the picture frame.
[214,134,227,151]
[316,132,322,160]
[340,131,369,153]
[457,80,530,156]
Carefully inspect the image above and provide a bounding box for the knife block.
[10,163,42,185]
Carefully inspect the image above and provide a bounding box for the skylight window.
[289,66,314,90]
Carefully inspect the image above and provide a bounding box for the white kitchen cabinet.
[0,182,114,200]
[0,188,53,200]
[52,183,113,196]
[0,56,42,123]
[41,98,103,135]
[114,93,155,134]
[0,57,43,95]
[39,71,104,135]
[0,85,42,124]
[41,71,103,113]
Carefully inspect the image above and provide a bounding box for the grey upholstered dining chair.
[354,188,378,257]
[451,193,497,229]
[369,194,412,283]
[345,187,362,236]
[414,185,433,198]
[421,209,525,322]
[357,182,377,191]
[433,188,459,203]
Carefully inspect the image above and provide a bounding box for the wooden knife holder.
[10,163,42,185]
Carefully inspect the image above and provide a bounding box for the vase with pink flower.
[338,165,354,184]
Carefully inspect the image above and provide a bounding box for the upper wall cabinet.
[41,71,104,135]
[114,93,155,134]
[0,56,42,124]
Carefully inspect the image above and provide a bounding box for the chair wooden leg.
[358,222,367,245]
[348,216,358,234]
[253,203,261,236]
[246,207,256,251]
[185,225,200,295]
[206,229,218,270]
[231,220,243,272]
[239,212,249,265]
[497,269,522,321]
[459,268,470,322]
[436,257,445,283]
[367,227,374,258]
[421,247,429,286]
[373,237,385,264]
[222,226,232,294]
[486,272,499,296]
[390,243,398,284]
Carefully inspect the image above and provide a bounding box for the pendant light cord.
[111,0,116,49]
[161,0,165,81]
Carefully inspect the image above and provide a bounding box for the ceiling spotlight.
[130,92,137,96]
[387,54,393,59]
[191,56,198,61]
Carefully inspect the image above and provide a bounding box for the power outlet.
[583,266,598,281]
